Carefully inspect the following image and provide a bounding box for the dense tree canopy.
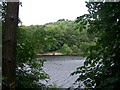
[71,2,120,89]
[19,19,94,56]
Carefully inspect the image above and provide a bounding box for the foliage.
[20,19,93,56]
[71,2,120,89]
[60,44,73,55]
[32,25,46,53]
[16,26,49,88]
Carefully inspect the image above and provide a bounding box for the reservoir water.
[39,56,85,88]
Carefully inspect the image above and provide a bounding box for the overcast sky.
[19,0,89,26]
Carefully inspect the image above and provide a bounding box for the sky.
[19,0,89,26]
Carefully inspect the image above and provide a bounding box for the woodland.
[1,1,120,90]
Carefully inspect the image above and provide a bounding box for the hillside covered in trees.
[18,19,95,56]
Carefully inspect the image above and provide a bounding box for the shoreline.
[37,54,81,57]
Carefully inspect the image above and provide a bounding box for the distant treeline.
[18,19,96,56]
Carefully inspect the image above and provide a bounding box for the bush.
[60,44,73,55]
[16,26,49,88]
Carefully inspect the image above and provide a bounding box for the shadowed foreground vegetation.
[2,1,120,89]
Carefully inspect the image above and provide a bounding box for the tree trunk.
[2,2,19,90]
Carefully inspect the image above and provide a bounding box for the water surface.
[39,56,85,88]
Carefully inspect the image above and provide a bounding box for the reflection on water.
[39,56,85,88]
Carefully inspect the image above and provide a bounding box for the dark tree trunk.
[2,1,19,90]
